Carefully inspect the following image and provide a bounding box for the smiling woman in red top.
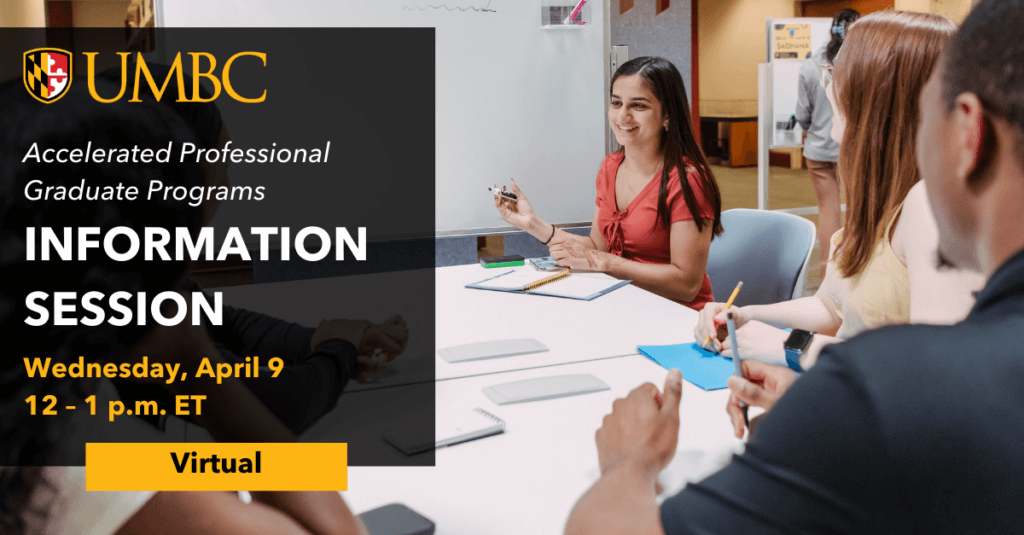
[494,56,723,310]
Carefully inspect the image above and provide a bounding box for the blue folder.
[637,343,735,391]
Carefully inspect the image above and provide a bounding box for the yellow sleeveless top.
[826,211,910,339]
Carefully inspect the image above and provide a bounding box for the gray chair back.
[706,209,816,306]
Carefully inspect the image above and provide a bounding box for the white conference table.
[211,264,741,534]
[320,356,743,535]
[214,264,700,386]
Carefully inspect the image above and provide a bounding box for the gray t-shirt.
[796,46,840,162]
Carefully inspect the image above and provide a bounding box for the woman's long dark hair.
[825,9,861,64]
[0,83,203,533]
[610,57,723,237]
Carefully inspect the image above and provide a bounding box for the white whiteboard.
[158,0,606,235]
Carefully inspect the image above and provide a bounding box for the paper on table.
[637,343,735,390]
[435,407,505,448]
[529,276,628,300]
[468,269,629,300]
[383,408,505,455]
[472,269,562,291]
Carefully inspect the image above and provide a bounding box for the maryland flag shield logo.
[24,48,73,104]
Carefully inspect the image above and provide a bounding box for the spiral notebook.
[466,268,630,301]
[383,408,506,455]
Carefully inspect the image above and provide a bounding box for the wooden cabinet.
[729,121,758,167]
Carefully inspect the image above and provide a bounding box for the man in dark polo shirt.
[565,1,1024,533]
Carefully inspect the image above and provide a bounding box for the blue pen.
[726,312,750,429]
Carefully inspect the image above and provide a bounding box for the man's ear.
[952,93,990,187]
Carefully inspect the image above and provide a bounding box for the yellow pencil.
[704,281,743,347]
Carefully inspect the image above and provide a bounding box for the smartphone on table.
[529,257,561,271]
[358,503,435,535]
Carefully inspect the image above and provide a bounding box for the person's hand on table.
[694,302,752,352]
[352,354,391,384]
[332,315,409,384]
[550,242,606,271]
[596,369,683,481]
[719,320,788,365]
[312,316,409,359]
[494,179,537,231]
[359,315,409,362]
[726,359,798,439]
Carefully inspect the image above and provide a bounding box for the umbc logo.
[21,50,266,104]
[24,48,73,104]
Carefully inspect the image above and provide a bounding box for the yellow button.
[86,443,347,491]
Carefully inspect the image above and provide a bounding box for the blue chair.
[706,208,816,307]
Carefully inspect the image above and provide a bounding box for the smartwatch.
[783,329,814,372]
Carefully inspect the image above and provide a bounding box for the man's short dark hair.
[942,0,1024,154]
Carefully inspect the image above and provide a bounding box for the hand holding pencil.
[695,281,743,353]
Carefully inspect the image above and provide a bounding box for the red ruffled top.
[594,152,715,310]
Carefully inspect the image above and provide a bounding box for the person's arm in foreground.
[694,260,847,367]
[494,180,603,251]
[168,325,364,527]
[184,278,408,432]
[725,359,799,439]
[565,370,682,535]
[497,180,712,303]
[569,344,893,534]
[117,320,367,535]
[118,491,367,535]
[659,342,893,534]
[210,289,409,367]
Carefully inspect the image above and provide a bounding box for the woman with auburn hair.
[694,11,984,388]
[797,8,859,280]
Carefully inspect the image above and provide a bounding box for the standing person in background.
[797,9,859,279]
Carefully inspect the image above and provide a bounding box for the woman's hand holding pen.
[695,302,753,352]
[726,360,798,439]
[494,180,551,239]
[719,320,788,364]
